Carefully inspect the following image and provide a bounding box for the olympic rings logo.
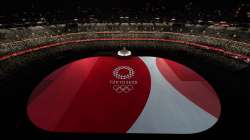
[112,85,134,93]
[113,66,135,80]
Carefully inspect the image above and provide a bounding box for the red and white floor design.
[27,56,221,134]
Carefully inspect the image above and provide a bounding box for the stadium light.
[198,19,203,23]
[208,20,214,23]
[234,56,239,59]
[245,58,250,63]
[171,18,176,21]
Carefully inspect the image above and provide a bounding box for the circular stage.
[27,56,221,134]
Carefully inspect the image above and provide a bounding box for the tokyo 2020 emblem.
[111,66,137,94]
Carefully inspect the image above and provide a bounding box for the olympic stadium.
[0,0,250,138]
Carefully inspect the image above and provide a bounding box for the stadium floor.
[0,37,249,138]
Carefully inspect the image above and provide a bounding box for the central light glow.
[117,47,132,57]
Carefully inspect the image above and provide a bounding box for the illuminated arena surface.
[0,0,250,138]
[27,56,221,134]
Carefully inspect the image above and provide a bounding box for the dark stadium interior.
[1,0,250,25]
[0,0,250,139]
[2,45,250,137]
